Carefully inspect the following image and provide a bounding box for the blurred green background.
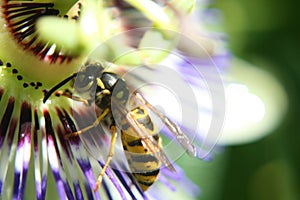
[180,0,300,199]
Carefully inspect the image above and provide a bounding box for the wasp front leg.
[54,89,90,105]
[64,108,110,139]
[94,125,118,192]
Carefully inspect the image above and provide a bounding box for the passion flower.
[0,0,230,199]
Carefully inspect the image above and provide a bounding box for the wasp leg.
[94,125,117,192]
[64,108,110,139]
[97,77,105,89]
[54,90,90,105]
[95,77,111,96]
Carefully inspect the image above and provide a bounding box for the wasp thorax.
[103,73,129,102]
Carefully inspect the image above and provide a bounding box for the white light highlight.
[81,12,99,37]
[219,59,288,145]
[224,83,266,131]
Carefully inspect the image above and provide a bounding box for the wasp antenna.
[43,73,77,103]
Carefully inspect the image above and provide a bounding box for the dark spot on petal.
[72,15,79,20]
[17,75,23,80]
[6,62,11,67]
[36,82,42,86]
[30,82,35,87]
[0,59,3,66]
[12,69,18,74]
[23,83,29,88]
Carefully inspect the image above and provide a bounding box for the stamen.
[57,108,100,200]
[0,96,15,146]
[98,161,128,200]
[112,164,141,199]
[0,118,17,197]
[13,102,32,199]
[43,109,75,199]
[102,179,113,200]
[33,108,46,200]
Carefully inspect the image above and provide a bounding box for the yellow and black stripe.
[121,107,162,191]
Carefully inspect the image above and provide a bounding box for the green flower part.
[0,0,220,199]
[36,0,200,65]
[0,0,87,86]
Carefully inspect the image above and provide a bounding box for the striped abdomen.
[121,107,161,191]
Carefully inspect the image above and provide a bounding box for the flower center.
[0,0,85,86]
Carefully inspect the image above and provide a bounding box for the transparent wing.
[125,111,176,172]
[132,91,197,157]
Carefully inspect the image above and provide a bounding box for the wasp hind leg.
[94,125,117,192]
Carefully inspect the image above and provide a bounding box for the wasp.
[43,61,196,191]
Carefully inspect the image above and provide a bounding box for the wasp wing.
[125,111,176,172]
[132,91,197,157]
